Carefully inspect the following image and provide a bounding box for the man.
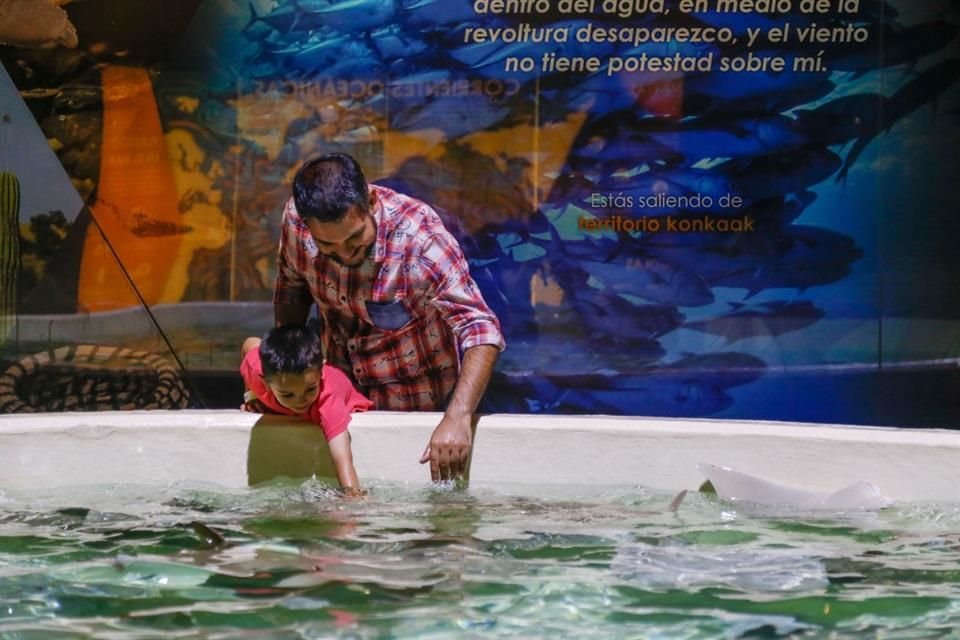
[273,153,505,482]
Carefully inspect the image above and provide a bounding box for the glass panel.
[1,0,956,426]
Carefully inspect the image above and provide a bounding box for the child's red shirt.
[240,350,373,440]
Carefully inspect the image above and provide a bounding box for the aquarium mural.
[1,0,959,425]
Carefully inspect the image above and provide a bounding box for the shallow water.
[2,480,960,639]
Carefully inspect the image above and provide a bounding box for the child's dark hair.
[259,324,324,378]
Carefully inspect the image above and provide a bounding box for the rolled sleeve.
[420,230,506,354]
[457,319,506,352]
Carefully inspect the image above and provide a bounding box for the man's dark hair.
[259,324,324,378]
[292,153,368,223]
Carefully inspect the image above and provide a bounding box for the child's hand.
[240,398,271,413]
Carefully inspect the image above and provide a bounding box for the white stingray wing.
[698,463,892,509]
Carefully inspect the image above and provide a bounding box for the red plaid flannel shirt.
[274,185,505,411]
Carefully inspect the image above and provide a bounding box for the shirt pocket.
[354,318,423,385]
[366,299,413,331]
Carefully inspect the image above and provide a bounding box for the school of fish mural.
[1,0,959,425]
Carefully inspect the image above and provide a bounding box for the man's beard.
[330,243,373,267]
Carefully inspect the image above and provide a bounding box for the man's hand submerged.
[419,414,472,482]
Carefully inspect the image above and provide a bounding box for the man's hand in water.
[417,345,496,482]
[419,413,472,482]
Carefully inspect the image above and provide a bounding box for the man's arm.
[419,344,498,482]
[413,221,506,482]
[273,199,314,327]
[446,344,499,419]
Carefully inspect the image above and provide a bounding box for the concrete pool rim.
[1,410,958,502]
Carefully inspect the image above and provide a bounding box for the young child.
[240,324,373,493]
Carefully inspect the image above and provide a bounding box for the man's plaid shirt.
[274,185,505,411]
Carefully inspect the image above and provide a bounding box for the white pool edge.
[2,410,959,502]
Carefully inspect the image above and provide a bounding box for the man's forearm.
[275,301,312,326]
[445,344,499,419]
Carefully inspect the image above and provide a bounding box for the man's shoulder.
[279,196,304,227]
[370,184,419,207]
[372,184,445,231]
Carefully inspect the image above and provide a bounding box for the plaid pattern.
[274,185,505,410]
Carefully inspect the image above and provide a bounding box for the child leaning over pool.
[240,324,373,493]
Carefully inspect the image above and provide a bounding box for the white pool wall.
[1,410,958,502]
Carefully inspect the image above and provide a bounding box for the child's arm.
[239,337,276,413]
[240,389,272,414]
[327,430,363,496]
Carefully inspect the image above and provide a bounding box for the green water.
[2,480,960,639]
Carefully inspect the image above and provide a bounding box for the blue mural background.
[3,0,959,424]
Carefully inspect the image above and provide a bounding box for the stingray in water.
[698,463,893,510]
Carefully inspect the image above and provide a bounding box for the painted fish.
[721,147,842,201]
[570,249,714,307]
[567,135,683,174]
[564,110,686,171]
[260,33,351,73]
[552,66,682,117]
[637,208,826,285]
[245,2,323,34]
[643,115,809,164]
[684,53,833,113]
[838,58,960,180]
[792,93,885,146]
[300,0,398,33]
[369,24,430,62]
[684,300,825,344]
[706,225,863,295]
[573,288,685,342]
[313,40,388,80]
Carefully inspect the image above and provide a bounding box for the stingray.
[698,463,892,510]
